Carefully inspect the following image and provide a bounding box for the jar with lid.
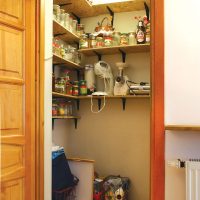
[77,24,85,37]
[128,32,136,45]
[60,9,65,26]
[53,4,60,21]
[64,13,70,30]
[79,80,87,95]
[65,82,73,95]
[69,48,76,62]
[145,22,151,43]
[58,103,65,116]
[60,44,66,58]
[104,35,113,47]
[120,33,129,45]
[69,16,73,32]
[72,20,77,34]
[74,51,81,64]
[64,47,73,61]
[53,38,61,56]
[113,32,121,46]
[96,37,104,48]
[65,101,73,116]
[52,103,58,116]
[79,34,89,49]
[72,81,79,96]
[55,77,65,93]
[89,34,97,48]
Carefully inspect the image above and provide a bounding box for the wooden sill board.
[52,116,80,119]
[68,157,95,163]
[53,54,83,69]
[52,92,150,99]
[79,44,150,56]
[165,125,200,131]
[54,0,150,18]
[53,20,79,42]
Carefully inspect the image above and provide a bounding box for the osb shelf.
[165,125,200,132]
[79,44,150,56]
[52,92,78,99]
[53,20,79,42]
[78,95,150,99]
[54,0,150,18]
[53,54,83,69]
[52,116,80,119]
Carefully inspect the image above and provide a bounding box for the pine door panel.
[0,0,23,26]
[0,25,23,79]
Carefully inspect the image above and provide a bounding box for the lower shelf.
[52,116,80,129]
[165,125,200,132]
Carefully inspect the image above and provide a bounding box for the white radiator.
[186,161,200,200]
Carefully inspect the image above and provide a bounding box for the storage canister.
[79,34,89,49]
[128,32,136,45]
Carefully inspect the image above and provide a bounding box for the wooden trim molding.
[165,125,200,132]
[150,0,165,200]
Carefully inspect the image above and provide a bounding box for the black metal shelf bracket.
[76,99,80,110]
[52,119,55,129]
[54,33,66,37]
[107,6,114,26]
[93,51,102,61]
[119,49,126,63]
[98,98,102,111]
[76,69,80,80]
[121,97,126,111]
[74,118,78,129]
[59,3,72,7]
[71,12,81,24]
[53,64,57,73]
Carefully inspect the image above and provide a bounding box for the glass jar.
[113,32,121,46]
[72,20,78,34]
[79,80,87,95]
[55,77,65,93]
[65,101,73,116]
[60,9,65,26]
[53,4,60,22]
[69,48,76,62]
[96,37,104,48]
[72,81,79,96]
[69,16,73,32]
[146,22,151,43]
[120,33,129,45]
[58,103,65,116]
[53,38,61,56]
[128,32,136,45]
[52,103,58,116]
[77,24,85,37]
[104,35,113,47]
[74,51,81,64]
[89,34,97,48]
[64,47,73,61]
[64,13,70,30]
[79,34,89,49]
[65,82,73,95]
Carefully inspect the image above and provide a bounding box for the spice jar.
[58,103,65,116]
[128,32,136,45]
[60,9,65,26]
[72,81,79,96]
[64,13,70,30]
[104,35,113,47]
[79,34,89,49]
[113,32,121,46]
[96,37,104,48]
[79,80,87,95]
[72,20,77,34]
[52,103,58,116]
[53,4,60,21]
[89,34,97,48]
[120,33,129,45]
[77,24,85,37]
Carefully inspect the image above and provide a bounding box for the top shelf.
[79,44,150,56]
[54,0,150,18]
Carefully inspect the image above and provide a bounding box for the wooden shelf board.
[52,116,80,119]
[53,20,79,42]
[54,0,150,18]
[165,125,200,132]
[53,54,83,69]
[78,95,150,99]
[79,44,150,56]
[68,157,95,163]
[52,92,78,99]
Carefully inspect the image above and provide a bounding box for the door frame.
[151,0,165,200]
[35,0,165,199]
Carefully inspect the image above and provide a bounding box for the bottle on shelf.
[136,20,146,44]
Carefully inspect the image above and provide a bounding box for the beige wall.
[53,11,150,200]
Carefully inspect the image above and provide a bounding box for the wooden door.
[0,0,36,199]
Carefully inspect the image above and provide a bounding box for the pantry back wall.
[53,11,150,200]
